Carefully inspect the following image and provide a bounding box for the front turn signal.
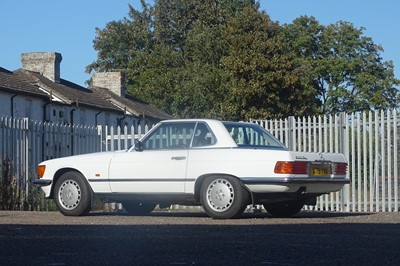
[38,165,46,178]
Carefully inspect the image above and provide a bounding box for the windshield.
[223,122,287,150]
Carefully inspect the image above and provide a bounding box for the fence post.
[23,118,29,209]
[339,112,347,155]
[338,112,350,211]
[393,109,398,211]
[97,125,103,152]
[287,116,295,151]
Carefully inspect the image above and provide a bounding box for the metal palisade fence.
[98,124,149,152]
[0,117,99,210]
[253,109,399,212]
[1,109,399,212]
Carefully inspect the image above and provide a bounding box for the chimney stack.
[92,72,126,97]
[21,52,62,83]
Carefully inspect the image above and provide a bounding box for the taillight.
[38,165,46,178]
[334,163,348,175]
[274,161,308,174]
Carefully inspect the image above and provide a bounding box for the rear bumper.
[241,177,350,194]
[242,177,350,185]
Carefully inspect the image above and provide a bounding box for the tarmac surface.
[1,210,400,265]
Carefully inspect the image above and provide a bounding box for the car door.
[108,122,195,194]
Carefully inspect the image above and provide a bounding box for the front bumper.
[33,179,52,187]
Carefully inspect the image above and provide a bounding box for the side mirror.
[134,140,143,152]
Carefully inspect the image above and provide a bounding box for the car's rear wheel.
[54,172,92,216]
[122,201,156,215]
[200,176,249,219]
[263,201,304,218]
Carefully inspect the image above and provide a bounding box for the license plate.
[310,164,331,176]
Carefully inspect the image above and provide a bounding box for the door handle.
[171,156,186,160]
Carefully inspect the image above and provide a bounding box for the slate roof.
[0,67,47,98]
[14,69,121,112]
[92,86,173,120]
[5,68,172,120]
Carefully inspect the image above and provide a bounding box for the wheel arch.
[49,168,86,199]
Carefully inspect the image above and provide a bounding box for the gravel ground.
[0,209,399,225]
[1,210,399,265]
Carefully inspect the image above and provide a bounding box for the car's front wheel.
[263,201,304,218]
[54,171,92,216]
[200,176,249,219]
[122,201,156,215]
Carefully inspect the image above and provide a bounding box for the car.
[34,119,349,219]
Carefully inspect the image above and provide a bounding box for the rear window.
[223,122,287,150]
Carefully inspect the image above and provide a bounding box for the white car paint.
[35,119,349,217]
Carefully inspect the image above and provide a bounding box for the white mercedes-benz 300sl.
[34,119,349,219]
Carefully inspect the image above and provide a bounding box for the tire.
[263,201,304,218]
[200,176,249,219]
[122,201,156,215]
[54,171,92,216]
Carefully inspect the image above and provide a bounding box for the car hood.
[39,150,123,166]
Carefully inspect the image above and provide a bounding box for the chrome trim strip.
[88,178,197,183]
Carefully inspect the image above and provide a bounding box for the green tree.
[87,2,399,120]
[125,0,239,118]
[86,0,153,74]
[282,16,399,114]
[220,6,319,120]
[124,0,265,119]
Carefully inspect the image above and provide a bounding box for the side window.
[142,122,195,150]
[191,123,217,147]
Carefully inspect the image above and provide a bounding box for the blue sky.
[1,0,399,87]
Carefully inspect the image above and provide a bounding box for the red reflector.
[274,161,308,174]
[334,163,348,175]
